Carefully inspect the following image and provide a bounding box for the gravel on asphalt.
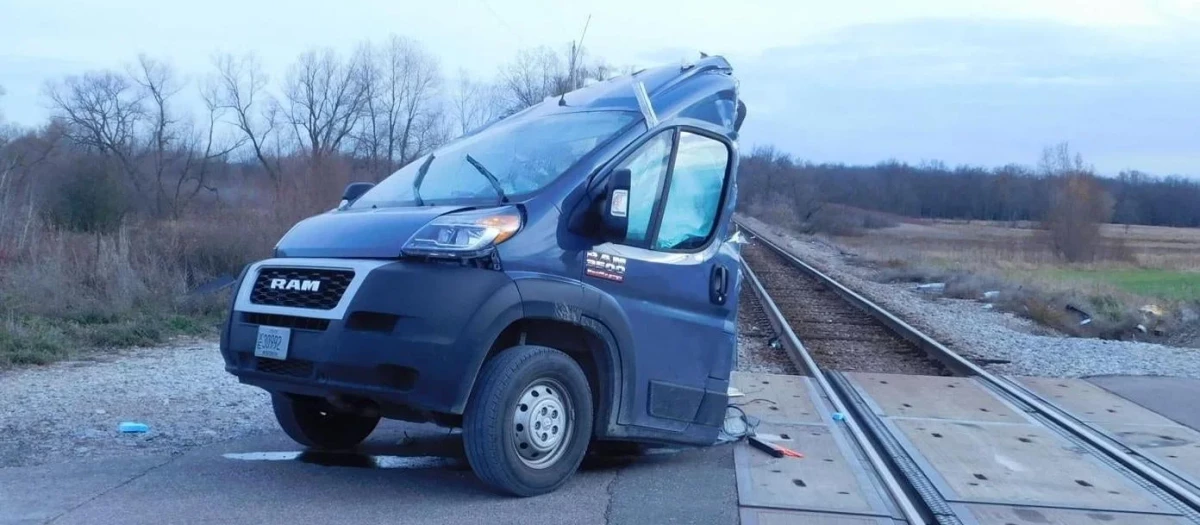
[2,297,798,468]
[0,339,274,467]
[737,215,1200,379]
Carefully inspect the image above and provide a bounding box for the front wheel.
[463,345,593,496]
[271,394,380,450]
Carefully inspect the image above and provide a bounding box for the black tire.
[463,345,593,497]
[271,394,380,450]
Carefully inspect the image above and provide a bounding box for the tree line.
[738,144,1200,230]
[0,36,614,236]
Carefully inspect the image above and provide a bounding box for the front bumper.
[220,258,522,414]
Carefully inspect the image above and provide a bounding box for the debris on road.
[915,282,946,293]
[118,422,149,433]
[747,435,803,458]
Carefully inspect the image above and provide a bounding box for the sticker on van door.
[585,251,626,282]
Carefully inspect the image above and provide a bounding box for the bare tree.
[499,43,615,110]
[45,70,147,193]
[169,82,246,217]
[500,46,564,108]
[47,57,240,218]
[283,47,369,165]
[354,36,444,179]
[212,53,282,184]
[129,55,183,216]
[1039,143,1114,262]
[450,71,503,136]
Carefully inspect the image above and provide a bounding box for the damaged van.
[220,55,747,496]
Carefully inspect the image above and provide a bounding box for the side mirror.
[339,182,375,210]
[601,168,631,241]
[342,182,375,203]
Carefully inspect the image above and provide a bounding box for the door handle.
[710,265,729,305]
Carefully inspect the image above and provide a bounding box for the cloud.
[732,19,1200,176]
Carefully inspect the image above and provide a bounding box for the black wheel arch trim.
[458,274,636,439]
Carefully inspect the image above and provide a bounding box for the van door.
[585,127,739,443]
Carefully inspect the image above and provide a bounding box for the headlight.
[402,206,522,259]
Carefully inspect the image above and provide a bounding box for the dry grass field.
[837,219,1200,300]
[806,217,1200,344]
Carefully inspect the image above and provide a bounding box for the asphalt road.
[1,422,738,525]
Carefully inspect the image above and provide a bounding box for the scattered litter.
[727,386,745,398]
[1140,305,1165,317]
[982,304,995,310]
[748,435,803,458]
[94,409,106,415]
[118,422,149,433]
[982,291,1000,300]
[1137,324,1148,334]
[916,283,946,293]
[719,405,757,442]
[831,412,846,422]
[1065,304,1093,326]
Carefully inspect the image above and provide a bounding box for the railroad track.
[735,220,1200,524]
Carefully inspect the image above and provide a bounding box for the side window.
[615,131,673,245]
[653,132,730,251]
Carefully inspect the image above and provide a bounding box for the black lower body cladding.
[221,260,523,415]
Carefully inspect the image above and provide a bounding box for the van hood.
[274,205,469,258]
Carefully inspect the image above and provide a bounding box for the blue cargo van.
[220,56,747,496]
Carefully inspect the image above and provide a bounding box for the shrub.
[41,160,129,235]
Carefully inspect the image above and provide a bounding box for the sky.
[2,0,1199,176]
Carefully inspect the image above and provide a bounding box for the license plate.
[254,326,291,360]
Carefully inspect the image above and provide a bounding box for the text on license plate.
[254,326,291,360]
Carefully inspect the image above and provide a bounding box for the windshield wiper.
[464,154,509,204]
[412,154,435,206]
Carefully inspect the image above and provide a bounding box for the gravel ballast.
[736,284,798,375]
[0,339,274,467]
[738,215,1200,379]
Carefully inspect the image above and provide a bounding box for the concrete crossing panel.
[849,373,1025,423]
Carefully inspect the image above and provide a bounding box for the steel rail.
[736,219,1200,517]
[740,256,929,525]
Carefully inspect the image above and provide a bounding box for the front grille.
[242,312,330,331]
[250,267,354,310]
[254,356,315,378]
